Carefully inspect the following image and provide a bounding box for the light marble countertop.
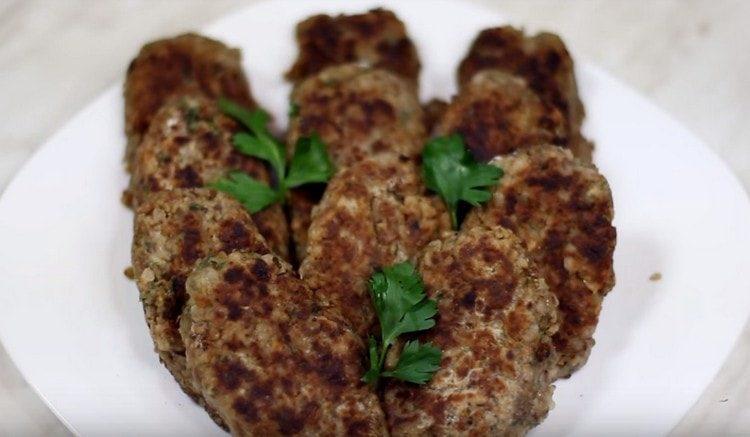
[1,0,748,435]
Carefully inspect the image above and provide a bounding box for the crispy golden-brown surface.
[435,71,566,162]
[288,64,426,168]
[385,225,559,436]
[464,145,616,378]
[132,188,270,427]
[180,251,387,436]
[129,95,289,260]
[300,155,450,338]
[286,8,420,84]
[124,33,255,170]
[458,26,591,162]
[288,64,427,259]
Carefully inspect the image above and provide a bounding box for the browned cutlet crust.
[300,155,450,338]
[286,8,420,85]
[464,145,616,378]
[288,64,427,260]
[385,225,559,436]
[435,71,567,162]
[421,98,448,135]
[129,94,289,260]
[124,33,255,171]
[180,251,387,436]
[132,188,271,428]
[458,26,592,162]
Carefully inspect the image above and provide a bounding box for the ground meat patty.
[132,188,270,427]
[288,64,427,259]
[129,94,289,260]
[435,70,567,162]
[457,26,592,162]
[300,155,450,338]
[385,225,559,436]
[180,251,387,436]
[288,64,426,169]
[124,33,255,171]
[464,145,616,378]
[286,8,420,84]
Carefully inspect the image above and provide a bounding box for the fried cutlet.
[129,94,289,260]
[286,8,420,85]
[385,225,559,435]
[464,145,616,378]
[299,155,450,338]
[435,70,566,162]
[131,188,270,427]
[288,64,427,260]
[435,70,567,162]
[124,33,255,171]
[180,251,387,435]
[458,26,592,162]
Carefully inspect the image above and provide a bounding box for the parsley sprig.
[210,98,334,213]
[363,262,442,386]
[422,134,503,228]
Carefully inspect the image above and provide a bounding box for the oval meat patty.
[180,251,387,436]
[457,26,592,162]
[129,94,289,260]
[385,225,559,435]
[286,8,420,84]
[288,63,425,169]
[300,155,450,338]
[124,33,255,170]
[288,64,427,260]
[435,70,566,162]
[464,145,616,378]
[132,188,270,427]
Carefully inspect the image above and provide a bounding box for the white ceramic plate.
[1,0,749,435]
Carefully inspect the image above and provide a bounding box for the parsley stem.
[377,344,388,372]
[449,208,458,230]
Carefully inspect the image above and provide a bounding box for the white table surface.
[1,0,749,435]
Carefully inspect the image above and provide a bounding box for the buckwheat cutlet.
[286,8,420,85]
[385,225,559,436]
[464,145,616,378]
[132,188,270,428]
[124,33,255,171]
[299,155,450,338]
[288,64,427,260]
[128,94,289,260]
[180,251,387,436]
[435,70,567,162]
[458,26,592,162]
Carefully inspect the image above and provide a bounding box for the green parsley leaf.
[218,98,265,135]
[370,263,436,347]
[209,171,279,213]
[219,98,286,180]
[233,132,285,181]
[363,262,441,386]
[422,134,503,228]
[288,102,300,118]
[362,336,381,384]
[216,98,335,214]
[285,135,334,188]
[382,340,442,384]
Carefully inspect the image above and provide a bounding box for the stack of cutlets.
[124,10,615,436]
